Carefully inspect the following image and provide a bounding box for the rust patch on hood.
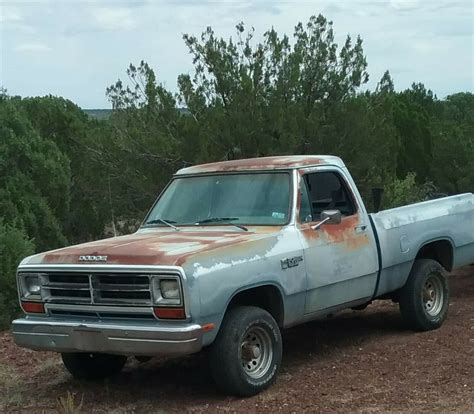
[26,227,283,267]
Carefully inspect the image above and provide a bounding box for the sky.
[1,0,473,108]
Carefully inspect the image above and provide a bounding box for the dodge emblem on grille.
[79,255,108,262]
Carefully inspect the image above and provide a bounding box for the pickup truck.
[12,156,474,396]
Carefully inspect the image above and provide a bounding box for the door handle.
[355,225,367,234]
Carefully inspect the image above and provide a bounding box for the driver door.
[296,167,379,315]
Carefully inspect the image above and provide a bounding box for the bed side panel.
[371,193,474,296]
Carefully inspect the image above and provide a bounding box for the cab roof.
[176,155,345,175]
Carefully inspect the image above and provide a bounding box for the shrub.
[0,222,34,330]
[383,173,434,210]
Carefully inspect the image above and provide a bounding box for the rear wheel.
[399,259,449,331]
[61,352,127,380]
[209,306,282,396]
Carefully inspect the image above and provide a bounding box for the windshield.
[143,173,291,226]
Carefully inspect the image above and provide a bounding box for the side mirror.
[312,209,342,230]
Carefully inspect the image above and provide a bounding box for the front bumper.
[11,317,203,356]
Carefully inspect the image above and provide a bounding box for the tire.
[209,306,282,396]
[399,259,450,331]
[61,352,127,380]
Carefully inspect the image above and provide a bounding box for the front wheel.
[61,352,127,380]
[399,259,449,331]
[209,306,282,396]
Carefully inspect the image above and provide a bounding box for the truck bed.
[370,193,474,297]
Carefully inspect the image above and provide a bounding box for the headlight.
[20,274,42,301]
[160,279,180,300]
[151,276,182,306]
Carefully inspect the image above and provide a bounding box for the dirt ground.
[1,266,473,413]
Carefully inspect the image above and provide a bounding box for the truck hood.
[22,227,283,268]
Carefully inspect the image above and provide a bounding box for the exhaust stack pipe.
[371,188,384,212]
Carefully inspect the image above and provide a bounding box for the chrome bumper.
[11,317,203,356]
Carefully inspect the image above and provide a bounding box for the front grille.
[38,272,153,306]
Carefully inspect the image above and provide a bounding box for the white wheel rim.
[422,274,444,317]
[240,326,273,379]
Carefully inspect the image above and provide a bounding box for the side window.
[304,172,356,220]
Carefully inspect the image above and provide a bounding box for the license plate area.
[72,328,107,352]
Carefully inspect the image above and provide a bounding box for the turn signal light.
[21,301,45,314]
[202,323,215,332]
[153,307,186,319]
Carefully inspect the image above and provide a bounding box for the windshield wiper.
[196,217,248,231]
[145,218,180,231]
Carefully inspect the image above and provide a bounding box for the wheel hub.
[240,327,273,379]
[242,343,261,360]
[422,275,444,316]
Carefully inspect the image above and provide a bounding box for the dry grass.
[0,362,24,408]
[57,391,83,414]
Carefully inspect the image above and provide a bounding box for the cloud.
[0,8,22,23]
[92,6,136,31]
[389,0,420,11]
[15,43,52,53]
[2,0,472,107]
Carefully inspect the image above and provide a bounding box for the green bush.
[0,222,34,330]
[383,173,434,210]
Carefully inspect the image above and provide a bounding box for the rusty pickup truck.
[12,156,474,396]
